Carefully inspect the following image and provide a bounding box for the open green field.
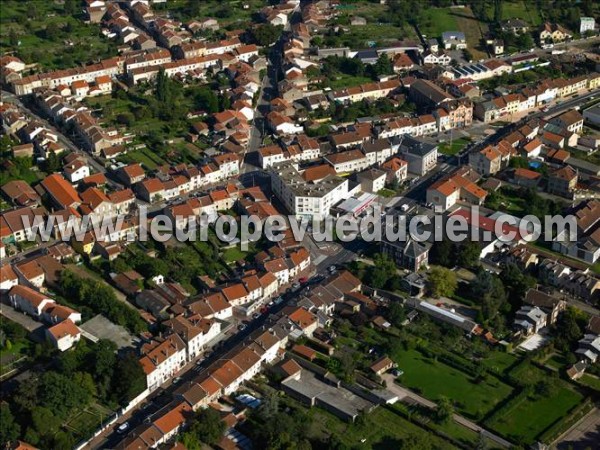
[393,349,514,418]
[420,8,459,38]
[485,386,583,445]
[481,351,519,375]
[308,405,458,449]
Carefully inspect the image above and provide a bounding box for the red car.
[299,277,308,284]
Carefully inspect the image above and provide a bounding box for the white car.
[117,422,130,434]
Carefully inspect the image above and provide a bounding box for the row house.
[124,48,172,72]
[140,334,188,392]
[330,79,401,103]
[8,285,55,318]
[330,124,372,149]
[0,206,47,243]
[12,56,123,96]
[164,315,221,360]
[362,138,393,166]
[324,149,369,173]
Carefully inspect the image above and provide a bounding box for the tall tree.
[111,354,146,405]
[427,266,458,298]
[0,403,20,445]
[494,0,503,24]
[186,408,226,445]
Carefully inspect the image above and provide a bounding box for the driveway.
[0,304,43,333]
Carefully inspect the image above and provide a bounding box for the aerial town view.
[1,0,600,449]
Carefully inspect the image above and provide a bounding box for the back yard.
[392,348,514,419]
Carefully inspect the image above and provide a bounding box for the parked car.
[238,323,247,331]
[172,377,182,385]
[299,277,308,284]
[252,312,261,319]
[117,422,130,434]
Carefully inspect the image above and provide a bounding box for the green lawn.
[222,246,249,263]
[393,349,514,419]
[117,148,165,171]
[481,351,519,375]
[377,188,397,198]
[578,374,600,393]
[485,386,583,445]
[544,354,568,371]
[420,8,459,38]
[308,406,458,449]
[439,137,471,156]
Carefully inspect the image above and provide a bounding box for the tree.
[8,28,19,47]
[371,253,397,289]
[111,354,147,405]
[186,408,225,445]
[373,53,393,78]
[515,33,534,50]
[458,241,480,269]
[250,24,283,46]
[0,403,20,445]
[500,263,535,308]
[493,0,503,24]
[64,0,80,16]
[388,301,406,327]
[116,112,133,126]
[553,307,587,351]
[427,266,457,298]
[470,269,507,321]
[43,151,61,173]
[30,406,62,439]
[44,23,62,41]
[193,87,219,113]
[39,372,92,419]
[435,396,454,424]
[430,239,453,267]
